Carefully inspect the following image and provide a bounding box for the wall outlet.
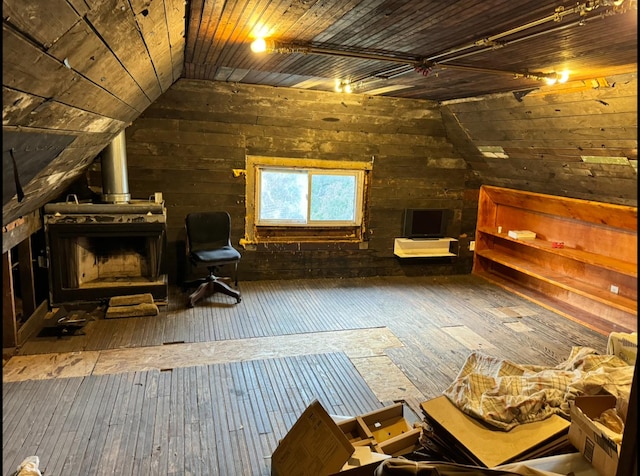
[469,240,475,251]
[610,284,619,294]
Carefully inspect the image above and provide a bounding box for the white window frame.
[244,156,372,244]
[255,167,364,227]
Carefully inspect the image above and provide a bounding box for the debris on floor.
[37,306,90,338]
[14,455,42,476]
[105,293,159,318]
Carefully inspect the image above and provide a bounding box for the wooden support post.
[3,252,18,348]
[18,239,36,318]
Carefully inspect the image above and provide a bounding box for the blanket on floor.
[442,346,633,430]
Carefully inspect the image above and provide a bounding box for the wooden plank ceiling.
[184,0,638,101]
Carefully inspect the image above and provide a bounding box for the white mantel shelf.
[394,237,458,258]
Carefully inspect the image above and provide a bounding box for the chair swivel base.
[187,275,241,307]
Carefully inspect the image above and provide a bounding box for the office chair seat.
[190,246,240,264]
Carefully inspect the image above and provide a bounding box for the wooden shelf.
[477,227,637,278]
[473,185,637,336]
[394,237,458,258]
[474,270,637,335]
[476,249,637,314]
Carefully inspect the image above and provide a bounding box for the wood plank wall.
[441,73,638,206]
[121,79,477,283]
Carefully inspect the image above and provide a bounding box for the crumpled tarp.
[442,346,633,430]
[14,456,42,476]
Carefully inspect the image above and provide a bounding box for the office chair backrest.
[186,211,233,253]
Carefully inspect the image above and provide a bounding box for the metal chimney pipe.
[101,130,131,203]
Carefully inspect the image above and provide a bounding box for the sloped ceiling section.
[2,0,186,227]
[441,73,638,206]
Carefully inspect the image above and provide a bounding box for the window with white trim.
[244,156,372,244]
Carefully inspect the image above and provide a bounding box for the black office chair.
[184,211,241,306]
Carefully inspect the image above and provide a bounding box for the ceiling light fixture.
[544,70,571,85]
[250,37,268,53]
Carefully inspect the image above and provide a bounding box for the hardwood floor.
[3,274,609,476]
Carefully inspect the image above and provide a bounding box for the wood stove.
[44,200,168,306]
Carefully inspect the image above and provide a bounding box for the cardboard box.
[336,417,376,447]
[375,428,422,457]
[338,446,391,476]
[607,332,637,365]
[271,400,391,476]
[358,402,417,443]
[354,403,423,457]
[568,395,621,476]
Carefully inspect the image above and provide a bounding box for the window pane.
[310,174,356,221]
[259,170,307,221]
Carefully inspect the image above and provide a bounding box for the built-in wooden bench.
[473,185,637,336]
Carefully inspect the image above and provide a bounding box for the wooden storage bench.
[473,185,637,335]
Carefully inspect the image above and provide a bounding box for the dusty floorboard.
[3,274,610,476]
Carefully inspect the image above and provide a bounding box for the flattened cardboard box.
[568,395,620,476]
[421,396,571,468]
[271,400,390,476]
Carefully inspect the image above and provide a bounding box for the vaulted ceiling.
[2,0,638,228]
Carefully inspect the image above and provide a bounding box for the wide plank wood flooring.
[3,274,609,476]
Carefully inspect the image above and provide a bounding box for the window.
[244,156,372,244]
[257,168,363,226]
